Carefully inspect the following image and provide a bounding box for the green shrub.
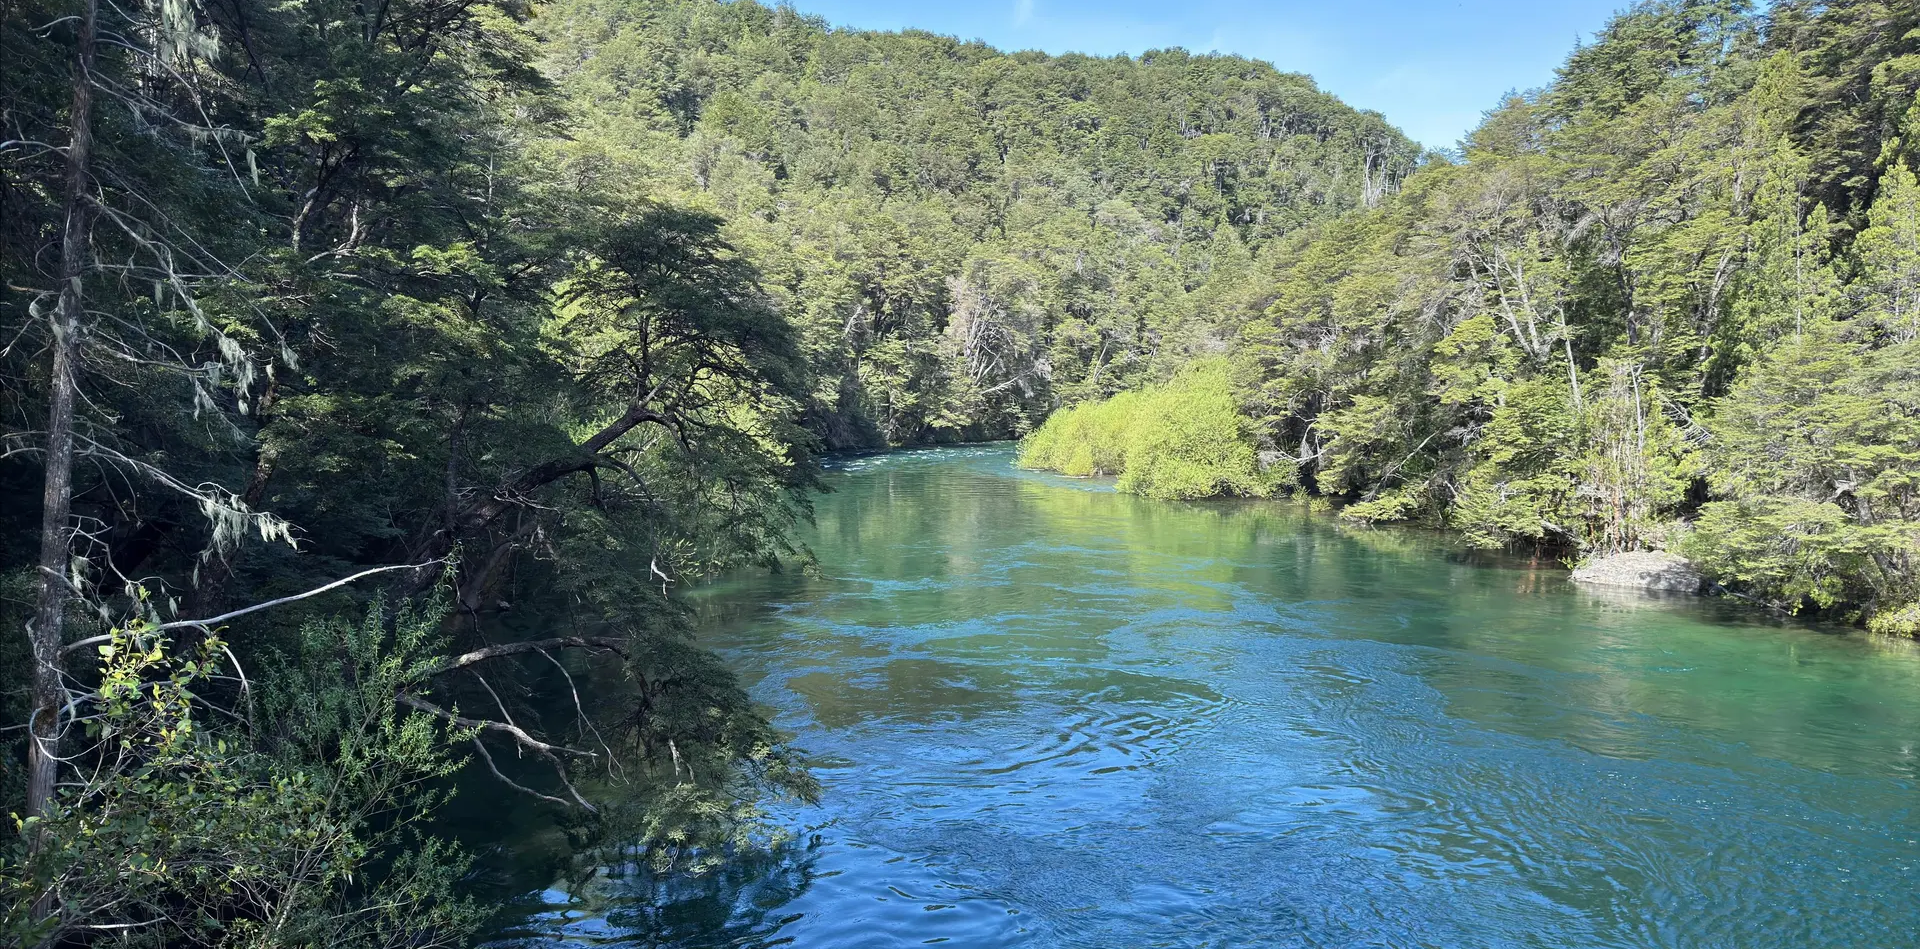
[2,602,479,948]
[1017,361,1291,500]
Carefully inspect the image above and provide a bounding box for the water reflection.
[494,445,1920,948]
[491,839,823,948]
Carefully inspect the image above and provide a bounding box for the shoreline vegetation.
[1014,2,1920,636]
[1016,360,1287,500]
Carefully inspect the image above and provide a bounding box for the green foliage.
[1854,161,1920,342]
[601,632,821,874]
[1567,361,1702,554]
[1684,321,1920,620]
[3,605,478,948]
[1196,0,1920,630]
[1008,0,1920,632]
[537,0,1421,446]
[3,0,823,934]
[5,2,1920,944]
[1448,378,1581,548]
[1767,0,1920,216]
[1017,391,1141,479]
[1018,361,1289,500]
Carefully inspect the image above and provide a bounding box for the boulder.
[1569,551,1705,594]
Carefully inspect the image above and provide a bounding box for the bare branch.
[62,561,441,654]
[422,636,626,676]
[394,693,593,760]
[469,736,569,808]
[396,693,597,811]
[534,647,622,780]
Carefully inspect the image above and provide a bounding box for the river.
[490,445,1920,948]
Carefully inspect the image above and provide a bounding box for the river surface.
[492,445,1920,948]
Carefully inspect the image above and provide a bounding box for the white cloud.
[1014,0,1034,26]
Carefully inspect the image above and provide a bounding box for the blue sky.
[792,0,1631,150]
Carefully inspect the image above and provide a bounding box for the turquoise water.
[495,445,1920,948]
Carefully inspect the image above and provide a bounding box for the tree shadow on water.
[484,835,824,948]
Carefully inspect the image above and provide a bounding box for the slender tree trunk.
[26,0,98,834]
[1562,316,1583,411]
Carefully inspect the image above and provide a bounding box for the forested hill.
[1020,0,1920,633]
[538,0,1422,445]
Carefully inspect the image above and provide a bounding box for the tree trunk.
[26,0,98,834]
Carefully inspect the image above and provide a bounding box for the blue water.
[493,445,1920,948]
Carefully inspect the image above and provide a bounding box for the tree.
[535,0,1422,446]
[5,0,824,934]
[1688,320,1920,627]
[7,0,293,843]
[1854,160,1920,341]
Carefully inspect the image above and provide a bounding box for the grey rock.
[1570,551,1705,594]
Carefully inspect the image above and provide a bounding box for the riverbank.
[1017,398,1909,633]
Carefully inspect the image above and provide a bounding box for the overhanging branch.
[422,636,627,676]
[396,692,598,811]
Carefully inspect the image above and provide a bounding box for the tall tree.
[24,0,96,834]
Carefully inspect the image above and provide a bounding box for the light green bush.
[1017,361,1291,500]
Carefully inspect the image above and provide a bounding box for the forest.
[1024,0,1920,633]
[2,0,1916,943]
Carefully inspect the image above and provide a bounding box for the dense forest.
[3,0,1916,942]
[1024,0,1920,633]
[537,0,1419,444]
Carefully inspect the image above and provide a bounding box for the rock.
[1570,551,1705,594]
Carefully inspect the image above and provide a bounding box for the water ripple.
[492,446,1920,949]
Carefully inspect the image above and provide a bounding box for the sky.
[790,0,1632,151]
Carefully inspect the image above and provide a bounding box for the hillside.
[1021,0,1920,631]
[537,0,1423,444]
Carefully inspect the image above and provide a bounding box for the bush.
[1017,361,1290,500]
[2,602,480,949]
